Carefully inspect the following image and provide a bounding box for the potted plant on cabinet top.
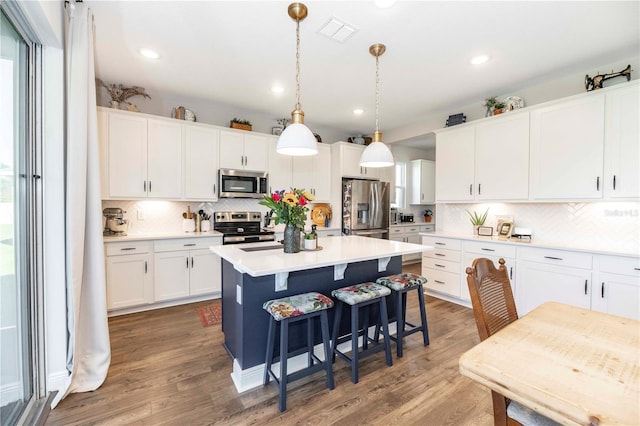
[493,100,506,115]
[466,208,489,235]
[230,118,252,131]
[423,209,433,223]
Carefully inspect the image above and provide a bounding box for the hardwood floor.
[46,263,494,426]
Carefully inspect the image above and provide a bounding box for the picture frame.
[497,221,513,238]
[271,126,283,136]
[477,226,493,236]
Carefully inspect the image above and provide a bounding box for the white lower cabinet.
[592,255,640,320]
[461,240,516,302]
[105,241,154,310]
[421,236,462,298]
[105,236,222,314]
[391,225,430,263]
[516,247,592,315]
[154,238,222,301]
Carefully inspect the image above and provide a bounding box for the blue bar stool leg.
[307,317,314,367]
[379,298,393,366]
[417,284,430,346]
[362,305,370,350]
[264,317,275,385]
[396,290,405,358]
[320,310,335,390]
[279,319,289,412]
[331,301,343,364]
[350,303,359,384]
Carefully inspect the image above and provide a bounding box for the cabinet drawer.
[422,268,461,298]
[389,227,405,235]
[154,237,222,252]
[421,236,461,250]
[105,241,153,256]
[420,225,435,233]
[405,226,420,234]
[463,241,516,259]
[422,257,460,273]
[423,248,462,263]
[517,247,592,270]
[598,255,640,277]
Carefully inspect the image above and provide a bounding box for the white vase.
[110,100,120,109]
[304,238,317,250]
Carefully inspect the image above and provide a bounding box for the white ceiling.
[87,0,639,139]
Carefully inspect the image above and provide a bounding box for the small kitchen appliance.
[213,211,275,245]
[103,207,128,236]
[400,213,414,223]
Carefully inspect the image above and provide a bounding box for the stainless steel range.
[213,211,276,245]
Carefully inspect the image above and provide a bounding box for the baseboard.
[47,370,69,396]
[108,293,220,317]
[230,322,397,393]
[424,290,472,308]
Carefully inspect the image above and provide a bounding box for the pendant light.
[277,3,318,156]
[360,43,394,168]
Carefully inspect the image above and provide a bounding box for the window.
[391,162,406,208]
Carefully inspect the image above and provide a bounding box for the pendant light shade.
[277,3,318,156]
[360,43,394,168]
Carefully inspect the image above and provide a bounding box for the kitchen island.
[210,235,431,392]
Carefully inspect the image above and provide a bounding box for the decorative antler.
[96,79,151,103]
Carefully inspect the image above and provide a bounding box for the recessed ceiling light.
[353,108,364,115]
[271,85,284,94]
[139,48,160,59]
[470,54,489,65]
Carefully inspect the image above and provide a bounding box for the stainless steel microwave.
[219,169,269,198]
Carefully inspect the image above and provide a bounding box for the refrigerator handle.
[373,182,379,225]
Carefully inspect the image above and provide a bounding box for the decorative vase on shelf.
[110,100,120,109]
[283,223,301,253]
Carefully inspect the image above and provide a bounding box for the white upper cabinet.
[435,125,475,201]
[267,137,292,193]
[475,112,529,200]
[409,159,435,204]
[292,144,331,202]
[105,112,148,198]
[184,125,219,200]
[604,81,640,199]
[530,94,605,200]
[219,130,269,172]
[146,119,183,198]
[334,142,379,179]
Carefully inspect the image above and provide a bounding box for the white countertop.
[210,235,433,277]
[420,231,639,257]
[103,230,223,242]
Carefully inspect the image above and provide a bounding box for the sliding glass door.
[0,9,33,424]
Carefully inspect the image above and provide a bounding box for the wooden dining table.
[459,302,640,426]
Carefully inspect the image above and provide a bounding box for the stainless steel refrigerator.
[342,178,390,239]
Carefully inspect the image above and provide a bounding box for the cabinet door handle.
[121,247,136,251]
[584,279,588,295]
[596,176,600,191]
[601,282,605,298]
[421,193,424,200]
[434,264,446,268]
[213,183,216,194]
[478,183,481,195]
[144,261,147,274]
[481,248,495,252]
[469,184,473,196]
[184,243,196,247]
[544,256,563,261]
[186,257,189,268]
[149,181,152,193]
[434,280,445,285]
[613,175,616,190]
[191,257,194,268]
[143,181,147,192]
[510,267,513,280]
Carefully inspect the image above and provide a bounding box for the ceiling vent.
[318,17,358,43]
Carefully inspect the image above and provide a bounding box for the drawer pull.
[481,248,495,252]
[544,256,563,261]
[121,247,136,251]
[434,280,445,285]
[434,242,446,246]
[634,268,640,271]
[434,264,446,268]
[435,253,446,257]
[184,243,196,247]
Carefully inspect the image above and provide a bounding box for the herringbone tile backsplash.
[437,202,640,252]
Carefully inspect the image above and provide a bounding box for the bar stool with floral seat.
[263,291,335,412]
[375,272,430,357]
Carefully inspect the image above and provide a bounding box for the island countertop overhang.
[210,235,432,277]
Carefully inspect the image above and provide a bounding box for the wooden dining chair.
[466,258,559,426]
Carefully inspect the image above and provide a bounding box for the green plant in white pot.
[466,208,489,235]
